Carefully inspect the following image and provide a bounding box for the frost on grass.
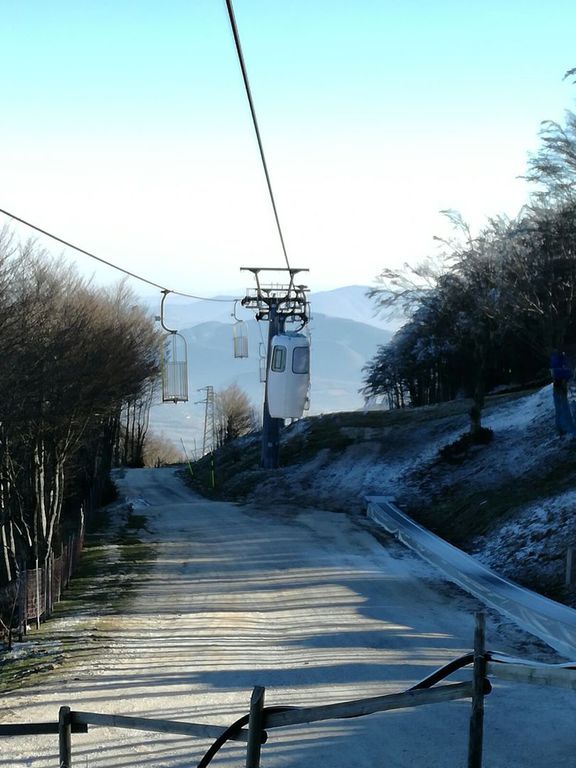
[244,385,576,603]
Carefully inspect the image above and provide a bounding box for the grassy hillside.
[184,387,576,602]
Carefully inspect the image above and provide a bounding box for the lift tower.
[241,267,309,469]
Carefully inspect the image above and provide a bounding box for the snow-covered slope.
[227,385,576,607]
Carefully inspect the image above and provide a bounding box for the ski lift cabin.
[161,332,189,403]
[267,332,310,419]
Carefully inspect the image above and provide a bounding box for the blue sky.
[1,1,576,298]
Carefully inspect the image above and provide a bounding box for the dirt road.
[1,467,574,767]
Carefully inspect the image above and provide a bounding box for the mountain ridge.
[142,285,400,333]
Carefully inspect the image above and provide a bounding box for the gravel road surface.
[1,467,574,767]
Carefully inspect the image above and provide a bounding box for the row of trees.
[363,72,576,433]
[0,230,160,586]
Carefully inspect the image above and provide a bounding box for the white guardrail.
[366,496,576,660]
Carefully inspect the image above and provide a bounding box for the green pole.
[180,439,194,478]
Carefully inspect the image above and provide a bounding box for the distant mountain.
[148,312,391,449]
[141,285,404,333]
[309,285,402,331]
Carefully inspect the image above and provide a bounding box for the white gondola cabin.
[267,332,310,419]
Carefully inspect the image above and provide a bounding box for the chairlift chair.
[232,300,249,358]
[232,321,248,358]
[161,332,189,403]
[158,290,189,403]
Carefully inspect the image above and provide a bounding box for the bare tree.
[214,384,257,448]
[0,238,161,578]
[143,432,185,467]
[525,69,576,204]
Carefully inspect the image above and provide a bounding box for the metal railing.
[366,496,576,658]
[0,519,86,645]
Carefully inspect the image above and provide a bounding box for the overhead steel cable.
[225,0,292,272]
[0,207,237,303]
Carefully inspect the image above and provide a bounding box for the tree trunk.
[0,523,13,583]
[44,458,65,565]
[34,438,48,545]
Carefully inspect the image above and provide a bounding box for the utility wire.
[0,206,237,303]
[225,0,292,273]
[1,2,294,298]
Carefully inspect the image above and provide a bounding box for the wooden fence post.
[468,612,486,768]
[246,686,265,768]
[59,706,72,768]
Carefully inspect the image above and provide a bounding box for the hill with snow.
[191,385,576,609]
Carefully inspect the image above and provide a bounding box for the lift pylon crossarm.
[240,280,310,325]
[240,267,309,274]
[242,299,309,324]
[240,267,309,299]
